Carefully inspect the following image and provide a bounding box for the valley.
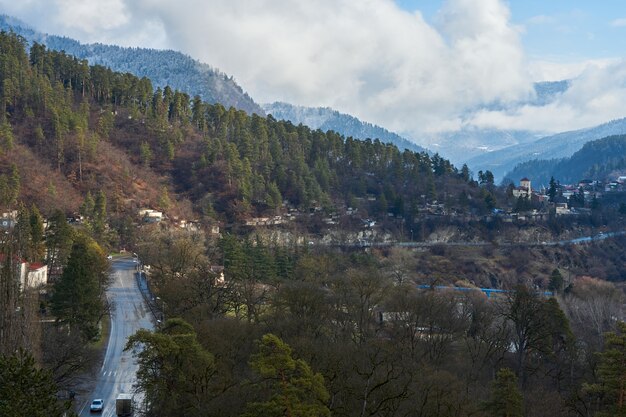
[0,4,625,417]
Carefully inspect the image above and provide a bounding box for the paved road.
[329,229,626,249]
[78,257,153,417]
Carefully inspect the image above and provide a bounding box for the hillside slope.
[0,15,263,115]
[504,134,626,185]
[0,31,486,239]
[465,117,626,181]
[263,102,428,154]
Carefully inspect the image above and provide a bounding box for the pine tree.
[482,368,523,417]
[548,176,558,202]
[93,190,107,235]
[548,269,564,293]
[50,235,108,340]
[140,141,152,167]
[586,322,626,417]
[243,334,330,417]
[9,163,19,204]
[29,205,45,261]
[0,349,67,417]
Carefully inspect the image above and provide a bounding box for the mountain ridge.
[503,134,626,185]
[0,14,264,115]
[465,117,626,181]
[263,102,428,154]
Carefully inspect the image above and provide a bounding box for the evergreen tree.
[50,235,108,340]
[45,209,75,270]
[243,333,330,417]
[93,190,107,235]
[548,269,564,293]
[126,318,215,417]
[29,205,45,261]
[80,191,95,219]
[460,163,471,182]
[9,163,19,203]
[0,349,68,417]
[482,368,523,417]
[140,141,153,167]
[548,176,558,202]
[586,321,626,417]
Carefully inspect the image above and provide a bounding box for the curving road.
[78,257,154,417]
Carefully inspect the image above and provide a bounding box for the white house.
[0,255,48,290]
[26,262,48,288]
[512,178,532,198]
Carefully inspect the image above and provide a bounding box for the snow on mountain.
[263,102,428,154]
[0,15,263,115]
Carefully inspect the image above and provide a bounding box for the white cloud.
[528,58,617,81]
[611,18,626,27]
[0,0,535,135]
[467,59,626,132]
[2,0,626,140]
[526,15,555,25]
[0,0,169,49]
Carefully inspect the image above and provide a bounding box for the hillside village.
[1,10,626,417]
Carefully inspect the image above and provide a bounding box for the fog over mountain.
[3,13,625,181]
[467,117,626,181]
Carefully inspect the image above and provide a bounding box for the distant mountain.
[0,15,263,115]
[532,80,571,106]
[504,135,626,185]
[263,102,428,154]
[424,128,542,166]
[417,81,570,166]
[465,118,626,182]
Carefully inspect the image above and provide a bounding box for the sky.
[2,0,626,138]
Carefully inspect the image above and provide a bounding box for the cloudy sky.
[2,0,626,137]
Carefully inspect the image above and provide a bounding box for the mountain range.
[0,15,263,115]
[467,117,626,182]
[0,15,430,154]
[3,14,626,180]
[262,102,428,154]
[503,134,626,185]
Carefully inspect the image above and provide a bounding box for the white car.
[90,399,104,412]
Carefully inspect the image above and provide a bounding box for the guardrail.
[417,284,554,298]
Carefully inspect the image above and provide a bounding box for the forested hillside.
[263,101,428,154]
[467,117,626,181]
[0,15,263,115]
[2,30,626,417]
[504,134,626,184]
[0,31,484,232]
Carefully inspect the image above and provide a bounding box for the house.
[512,178,532,198]
[555,202,570,215]
[0,209,18,228]
[606,181,620,192]
[245,217,270,226]
[139,208,163,223]
[0,255,48,290]
[27,262,48,288]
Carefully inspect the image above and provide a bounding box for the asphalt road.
[79,257,153,417]
[335,229,626,248]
